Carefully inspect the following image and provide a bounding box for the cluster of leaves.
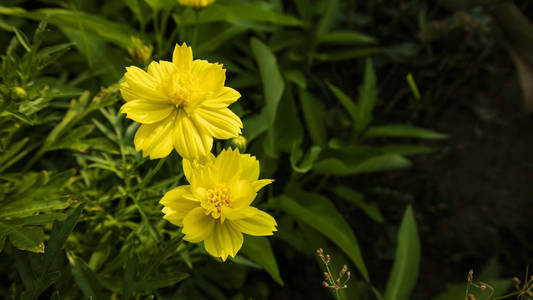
[1,0,521,299]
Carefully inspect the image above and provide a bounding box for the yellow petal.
[160,186,200,226]
[120,82,137,102]
[120,100,174,124]
[252,179,273,193]
[201,87,241,109]
[147,60,175,82]
[191,59,226,93]
[173,43,193,72]
[134,112,176,159]
[182,207,215,243]
[183,154,215,184]
[193,107,242,140]
[173,110,213,160]
[214,147,242,184]
[239,153,260,181]
[231,207,277,236]
[226,180,255,211]
[203,220,243,261]
[124,66,168,102]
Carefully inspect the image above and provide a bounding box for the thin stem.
[192,9,199,49]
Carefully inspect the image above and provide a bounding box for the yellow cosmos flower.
[160,147,277,261]
[120,43,242,160]
[178,0,214,8]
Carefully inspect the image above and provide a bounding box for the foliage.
[2,0,526,299]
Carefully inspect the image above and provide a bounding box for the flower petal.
[191,59,226,93]
[214,148,242,184]
[202,87,241,109]
[239,153,260,181]
[252,179,273,193]
[203,220,243,261]
[147,60,175,82]
[173,43,193,72]
[193,107,243,140]
[124,66,168,102]
[160,185,200,226]
[231,207,277,236]
[120,100,174,124]
[134,111,176,159]
[173,110,213,160]
[183,154,215,184]
[182,207,215,243]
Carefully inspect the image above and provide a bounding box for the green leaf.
[273,192,370,282]
[365,124,447,139]
[0,7,136,49]
[179,3,302,26]
[326,81,358,122]
[332,186,384,223]
[137,273,190,291]
[1,223,45,253]
[250,38,285,128]
[241,236,283,285]
[43,204,85,272]
[290,143,321,173]
[385,205,421,300]
[298,88,327,146]
[314,153,412,176]
[316,0,340,36]
[67,251,105,299]
[354,58,378,134]
[1,110,33,125]
[12,26,32,52]
[317,30,377,45]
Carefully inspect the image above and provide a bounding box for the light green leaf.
[298,88,327,146]
[241,236,283,285]
[1,223,45,253]
[385,205,420,300]
[365,124,447,139]
[273,192,370,281]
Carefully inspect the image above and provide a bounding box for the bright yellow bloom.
[120,43,242,160]
[178,0,214,8]
[160,147,277,261]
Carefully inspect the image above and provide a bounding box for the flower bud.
[230,135,247,152]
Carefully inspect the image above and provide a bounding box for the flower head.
[160,147,277,260]
[120,43,242,160]
[178,0,214,8]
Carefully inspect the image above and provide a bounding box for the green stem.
[491,290,521,300]
[192,9,199,49]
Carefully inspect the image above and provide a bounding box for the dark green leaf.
[385,205,420,300]
[365,124,447,139]
[241,236,283,285]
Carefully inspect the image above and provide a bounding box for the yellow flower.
[160,147,277,261]
[178,0,214,8]
[120,43,242,160]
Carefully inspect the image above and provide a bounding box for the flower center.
[162,72,194,108]
[206,185,231,213]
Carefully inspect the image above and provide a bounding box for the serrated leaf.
[241,236,283,285]
[384,205,420,300]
